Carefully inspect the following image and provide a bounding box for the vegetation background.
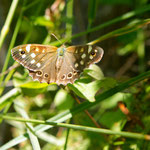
[0,0,150,149]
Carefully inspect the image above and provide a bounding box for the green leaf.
[100,109,126,129]
[67,64,105,102]
[98,77,118,90]
[84,64,104,80]
[54,89,74,110]
[33,16,54,28]
[13,71,29,87]
[100,93,132,110]
[69,77,117,102]
[20,82,48,97]
[68,80,102,102]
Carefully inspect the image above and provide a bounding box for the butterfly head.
[57,47,66,56]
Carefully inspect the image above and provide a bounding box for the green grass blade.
[50,4,150,46]
[0,5,24,94]
[1,116,150,140]
[88,19,150,45]
[0,0,19,51]
[87,0,97,29]
[14,101,41,150]
[66,0,73,39]
[64,128,70,150]
[0,135,28,150]
[64,119,71,150]
[0,88,21,110]
[37,132,64,146]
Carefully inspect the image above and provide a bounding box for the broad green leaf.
[12,71,49,96]
[99,109,126,129]
[69,77,117,102]
[97,92,133,130]
[13,71,29,87]
[33,16,54,28]
[98,77,117,90]
[20,82,48,97]
[84,64,104,80]
[54,89,74,110]
[13,71,51,97]
[68,80,102,102]
[99,93,132,110]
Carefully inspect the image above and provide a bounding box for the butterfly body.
[11,44,104,85]
[57,46,65,56]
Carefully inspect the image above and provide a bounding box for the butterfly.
[11,44,104,85]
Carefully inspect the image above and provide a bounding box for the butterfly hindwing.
[56,50,80,85]
[29,55,57,83]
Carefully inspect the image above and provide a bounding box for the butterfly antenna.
[51,33,63,45]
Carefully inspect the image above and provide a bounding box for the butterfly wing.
[11,44,104,85]
[56,45,104,85]
[67,44,104,66]
[11,44,58,83]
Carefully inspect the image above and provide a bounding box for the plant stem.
[1,115,150,140]
[0,4,24,95]
[0,0,19,51]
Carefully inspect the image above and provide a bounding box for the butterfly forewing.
[11,44,59,83]
[67,45,103,68]
[11,44,58,70]
[11,44,104,85]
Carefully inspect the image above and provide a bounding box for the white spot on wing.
[75,63,78,68]
[88,45,92,53]
[90,55,93,59]
[81,53,86,59]
[75,50,78,53]
[36,63,41,67]
[26,44,31,52]
[35,48,39,52]
[42,49,45,53]
[31,53,36,58]
[80,48,84,52]
[31,59,35,64]
[22,54,26,58]
[80,60,84,65]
